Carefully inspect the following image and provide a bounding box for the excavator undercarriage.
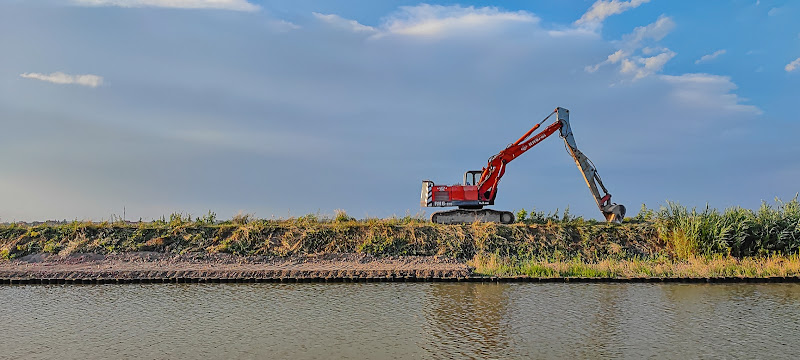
[431,209,515,225]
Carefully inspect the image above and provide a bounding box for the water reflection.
[422,283,510,358]
[654,284,800,358]
[1,283,799,359]
[581,285,624,358]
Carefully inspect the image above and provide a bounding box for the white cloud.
[575,0,651,27]
[620,50,676,79]
[587,16,676,79]
[768,7,781,16]
[608,49,629,63]
[546,26,600,38]
[786,58,800,72]
[269,19,301,32]
[20,72,103,87]
[380,4,537,37]
[622,15,675,48]
[642,46,668,55]
[660,73,761,114]
[312,13,376,33]
[73,0,259,12]
[695,49,726,64]
[585,49,628,72]
[312,5,538,38]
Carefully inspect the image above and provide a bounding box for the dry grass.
[0,218,662,261]
[470,253,800,278]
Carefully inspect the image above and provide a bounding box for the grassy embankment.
[1,198,799,278]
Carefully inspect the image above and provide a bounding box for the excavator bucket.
[602,204,626,224]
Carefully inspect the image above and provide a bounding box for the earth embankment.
[2,212,799,281]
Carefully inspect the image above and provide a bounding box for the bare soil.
[0,252,472,280]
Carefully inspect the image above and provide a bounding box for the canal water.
[1,283,798,359]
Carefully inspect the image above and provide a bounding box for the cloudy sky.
[1,0,798,221]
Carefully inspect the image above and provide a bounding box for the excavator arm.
[474,107,625,223]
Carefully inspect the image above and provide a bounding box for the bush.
[232,212,254,225]
[334,209,354,222]
[515,209,528,223]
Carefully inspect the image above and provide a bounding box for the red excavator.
[421,107,626,224]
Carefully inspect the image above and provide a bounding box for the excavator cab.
[463,170,482,186]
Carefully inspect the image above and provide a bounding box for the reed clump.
[644,197,800,258]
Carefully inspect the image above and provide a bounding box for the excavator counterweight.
[421,107,625,224]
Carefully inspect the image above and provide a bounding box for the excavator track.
[431,209,515,225]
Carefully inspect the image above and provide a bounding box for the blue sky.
[1,0,798,221]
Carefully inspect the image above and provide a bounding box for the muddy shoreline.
[2,252,800,284]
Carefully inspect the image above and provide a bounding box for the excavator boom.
[421,107,625,224]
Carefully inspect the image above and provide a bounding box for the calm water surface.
[1,283,799,359]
